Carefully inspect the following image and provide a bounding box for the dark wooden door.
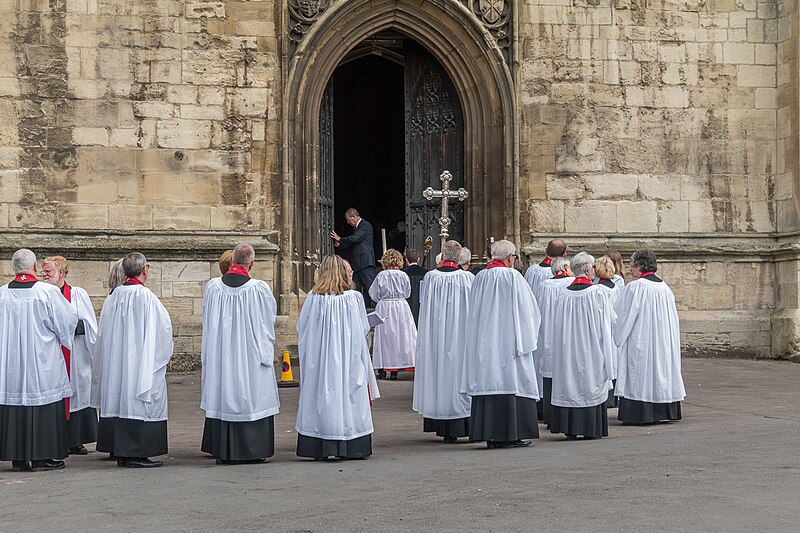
[404,41,465,266]
[318,78,335,261]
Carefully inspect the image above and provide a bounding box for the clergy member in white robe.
[412,240,474,442]
[41,256,99,456]
[614,249,685,424]
[296,254,379,460]
[534,256,574,428]
[369,249,417,380]
[462,240,541,449]
[595,256,623,408]
[200,243,280,464]
[93,252,173,468]
[524,238,568,294]
[549,252,615,440]
[0,249,77,472]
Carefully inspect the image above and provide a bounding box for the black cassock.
[402,264,428,326]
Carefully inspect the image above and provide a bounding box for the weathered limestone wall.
[518,0,797,359]
[0,0,285,368]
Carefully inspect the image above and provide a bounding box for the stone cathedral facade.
[0,0,796,367]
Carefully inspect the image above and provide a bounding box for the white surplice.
[68,285,98,412]
[369,269,417,369]
[200,277,280,422]
[613,278,686,403]
[461,266,542,400]
[0,281,77,406]
[596,281,622,379]
[612,274,625,287]
[92,284,173,422]
[412,269,474,420]
[524,262,551,294]
[550,286,616,408]
[295,290,379,441]
[534,276,575,380]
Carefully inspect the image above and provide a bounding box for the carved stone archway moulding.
[280,0,519,305]
[287,0,514,67]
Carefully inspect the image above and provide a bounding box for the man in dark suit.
[402,249,427,325]
[330,208,377,307]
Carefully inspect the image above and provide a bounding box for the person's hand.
[329,230,340,244]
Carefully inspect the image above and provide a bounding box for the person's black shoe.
[125,457,162,468]
[11,460,31,472]
[116,458,127,467]
[443,436,458,443]
[376,370,387,380]
[508,439,532,448]
[389,371,398,380]
[68,444,89,455]
[566,434,578,441]
[30,459,65,471]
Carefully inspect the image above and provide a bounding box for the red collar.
[13,273,37,283]
[226,265,251,278]
[61,282,72,302]
[571,277,592,286]
[385,266,401,270]
[124,277,144,285]
[441,261,459,269]
[486,260,507,269]
[640,271,655,278]
[541,257,552,266]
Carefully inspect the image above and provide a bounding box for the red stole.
[486,260,507,269]
[541,257,552,266]
[124,277,144,285]
[13,273,37,282]
[571,277,592,286]
[226,264,251,278]
[441,261,459,269]
[60,282,72,420]
[640,271,655,278]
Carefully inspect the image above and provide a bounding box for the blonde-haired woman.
[295,254,379,460]
[605,250,626,286]
[369,249,417,380]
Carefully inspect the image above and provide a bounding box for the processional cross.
[423,170,469,251]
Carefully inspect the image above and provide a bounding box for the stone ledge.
[523,232,800,261]
[0,229,279,260]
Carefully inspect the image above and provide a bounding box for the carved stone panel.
[288,0,331,55]
[461,0,513,66]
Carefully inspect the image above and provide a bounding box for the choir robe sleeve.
[73,287,98,346]
[136,292,174,402]
[512,274,541,356]
[48,285,78,352]
[613,283,639,348]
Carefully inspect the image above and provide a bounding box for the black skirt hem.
[296,433,372,459]
[201,416,275,460]
[549,403,609,439]
[0,400,68,461]
[423,417,470,438]
[542,377,553,426]
[618,398,682,424]
[96,417,168,458]
[66,407,98,447]
[469,394,540,442]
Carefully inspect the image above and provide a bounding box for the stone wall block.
[156,119,212,149]
[528,200,565,233]
[152,205,211,230]
[584,174,638,199]
[565,201,617,232]
[56,204,109,229]
[617,201,658,232]
[657,201,690,232]
[185,1,225,19]
[546,173,586,200]
[108,204,154,230]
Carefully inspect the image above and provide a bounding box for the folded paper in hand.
[367,312,385,328]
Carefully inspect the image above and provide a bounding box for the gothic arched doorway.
[282,0,516,296]
[318,36,465,268]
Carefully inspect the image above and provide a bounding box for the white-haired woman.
[548,252,615,440]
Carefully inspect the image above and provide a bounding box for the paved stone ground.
[1,358,799,532]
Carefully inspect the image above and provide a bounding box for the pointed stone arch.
[280,0,518,298]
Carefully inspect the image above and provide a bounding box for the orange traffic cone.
[277,351,299,388]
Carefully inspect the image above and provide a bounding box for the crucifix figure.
[423,170,469,251]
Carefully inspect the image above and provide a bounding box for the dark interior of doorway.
[333,54,406,263]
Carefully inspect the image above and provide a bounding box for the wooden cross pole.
[422,170,469,252]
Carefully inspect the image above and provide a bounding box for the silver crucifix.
[422,170,469,251]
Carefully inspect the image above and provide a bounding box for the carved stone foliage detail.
[288,0,331,54]
[461,0,513,66]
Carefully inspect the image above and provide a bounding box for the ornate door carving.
[318,79,335,260]
[404,41,465,266]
